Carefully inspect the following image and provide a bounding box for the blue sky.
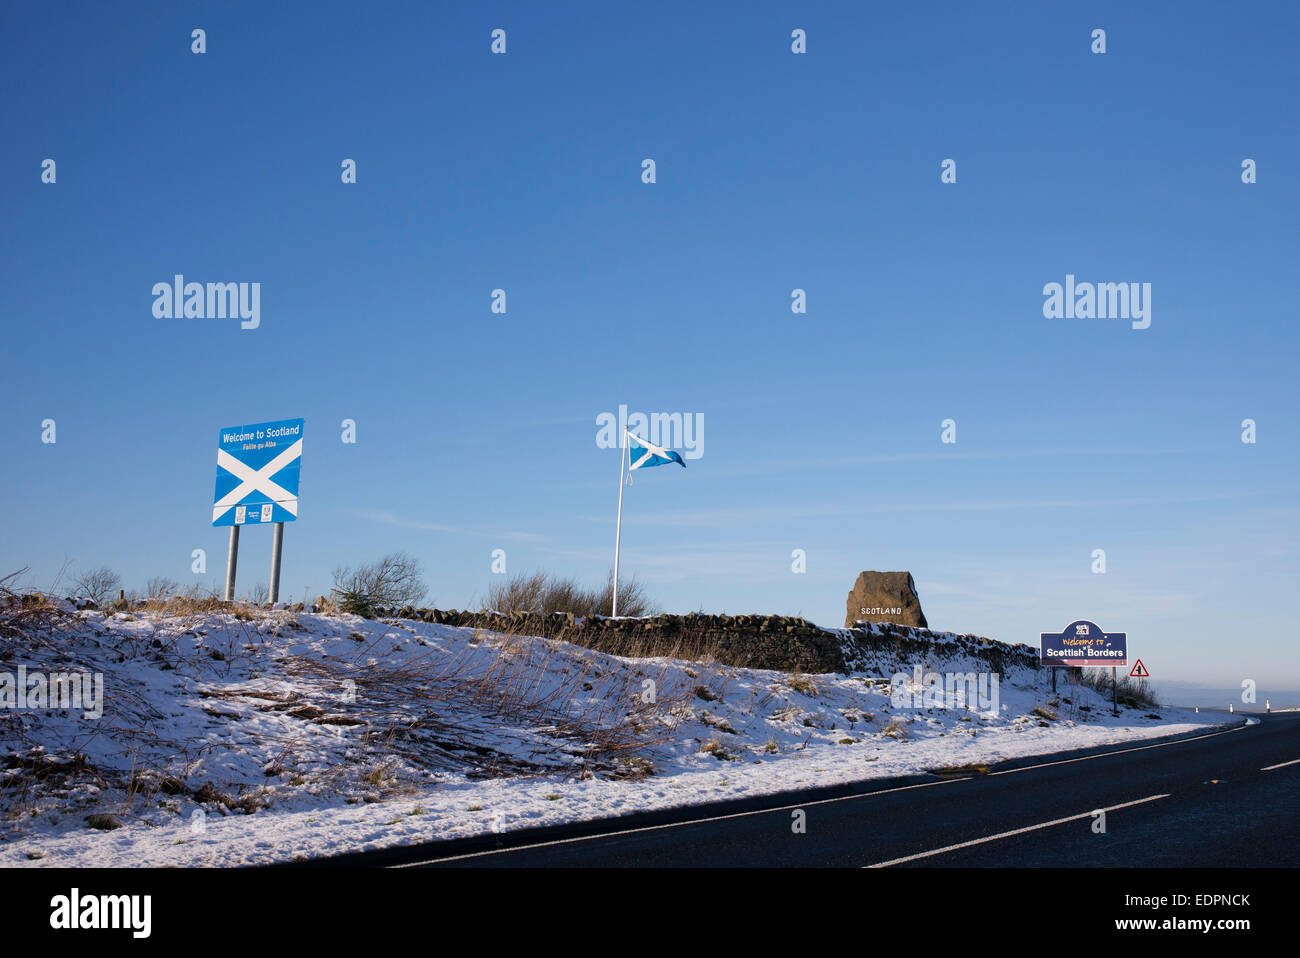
[2,1,1297,692]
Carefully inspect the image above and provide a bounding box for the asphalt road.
[311,710,1300,868]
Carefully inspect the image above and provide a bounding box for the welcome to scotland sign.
[212,418,303,527]
[1040,620,1127,667]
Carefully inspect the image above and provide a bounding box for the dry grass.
[700,736,735,760]
[787,672,819,697]
[881,716,908,740]
[0,571,80,652]
[929,762,991,777]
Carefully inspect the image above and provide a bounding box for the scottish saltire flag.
[627,430,686,469]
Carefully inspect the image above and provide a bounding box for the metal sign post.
[269,522,285,603]
[612,434,627,617]
[223,525,240,601]
[1128,659,1149,710]
[1112,666,1118,716]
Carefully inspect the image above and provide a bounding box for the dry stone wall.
[376,606,1040,677]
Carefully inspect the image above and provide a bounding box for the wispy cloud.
[534,446,1208,492]
[694,446,1205,481]
[534,540,797,583]
[578,490,1268,528]
[358,509,545,543]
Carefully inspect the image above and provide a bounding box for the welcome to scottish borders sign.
[1040,619,1127,667]
[212,418,304,527]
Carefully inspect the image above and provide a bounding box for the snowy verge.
[1,601,1224,866]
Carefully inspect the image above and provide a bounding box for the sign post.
[223,525,241,601]
[212,418,304,604]
[612,434,627,617]
[269,521,285,603]
[1129,659,1149,705]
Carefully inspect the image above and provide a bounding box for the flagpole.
[613,429,627,617]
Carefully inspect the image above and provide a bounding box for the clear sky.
[2,2,1297,691]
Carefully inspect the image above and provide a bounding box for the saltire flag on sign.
[627,431,686,469]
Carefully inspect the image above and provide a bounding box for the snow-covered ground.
[1,601,1225,866]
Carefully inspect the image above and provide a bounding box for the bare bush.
[484,571,550,613]
[591,572,658,618]
[1078,667,1160,709]
[332,552,428,617]
[484,570,657,618]
[144,577,180,601]
[71,567,122,606]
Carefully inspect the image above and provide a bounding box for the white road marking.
[987,724,1245,778]
[390,777,963,867]
[1261,758,1300,771]
[865,793,1171,868]
[387,723,1238,867]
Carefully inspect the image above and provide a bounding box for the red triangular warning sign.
[1130,659,1149,678]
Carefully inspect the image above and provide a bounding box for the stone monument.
[845,571,927,628]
